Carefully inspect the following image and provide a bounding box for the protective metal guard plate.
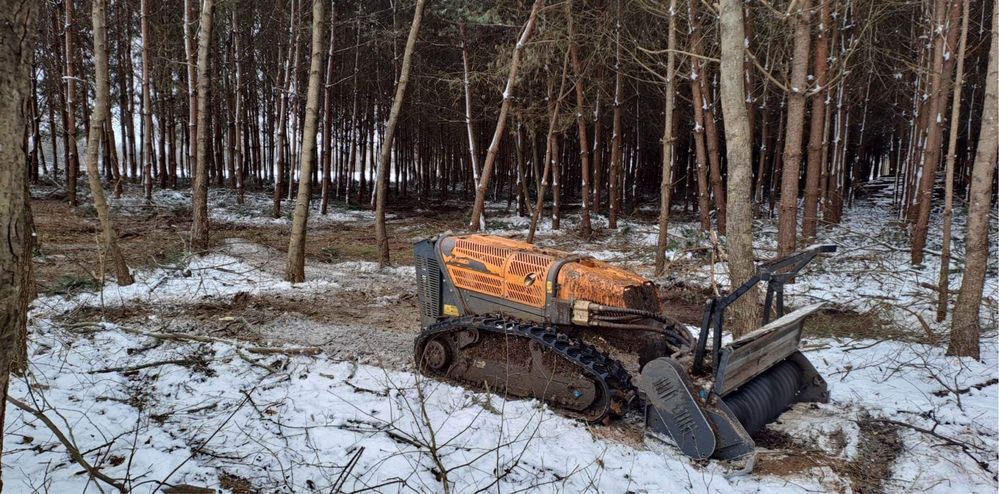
[714,303,823,397]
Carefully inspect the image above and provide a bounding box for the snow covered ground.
[4,182,997,493]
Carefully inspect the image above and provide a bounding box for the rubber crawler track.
[414,316,636,422]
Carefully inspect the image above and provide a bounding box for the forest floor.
[3,179,998,493]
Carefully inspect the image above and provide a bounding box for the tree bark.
[803,0,831,243]
[320,3,336,214]
[609,1,624,229]
[467,0,543,231]
[566,0,593,239]
[527,48,571,243]
[948,5,997,360]
[701,75,727,234]
[64,0,80,206]
[184,0,198,200]
[83,0,133,287]
[0,3,38,488]
[140,0,155,201]
[233,5,245,204]
[374,0,426,266]
[459,22,482,196]
[911,0,962,264]
[937,0,969,322]
[190,0,214,250]
[777,0,811,257]
[719,0,760,337]
[688,0,711,231]
[654,0,677,276]
[287,0,326,281]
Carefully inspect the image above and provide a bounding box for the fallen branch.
[87,358,198,374]
[6,396,128,493]
[871,418,993,473]
[110,324,322,357]
[932,378,999,398]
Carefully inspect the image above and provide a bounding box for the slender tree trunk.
[233,6,245,204]
[609,1,624,229]
[551,134,562,230]
[701,76,727,234]
[0,4,38,487]
[777,0,811,257]
[84,0,133,287]
[184,0,198,204]
[287,0,326,281]
[688,0,711,230]
[527,48,571,243]
[592,86,604,214]
[190,0,214,250]
[654,0,677,276]
[937,0,970,322]
[719,0,759,337]
[274,2,299,217]
[140,0,154,201]
[514,120,530,216]
[459,22,482,192]
[64,0,80,205]
[375,0,426,266]
[912,0,962,264]
[320,3,336,214]
[566,0,592,239]
[468,0,543,231]
[803,0,831,242]
[948,5,997,360]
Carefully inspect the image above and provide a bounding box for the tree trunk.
[911,0,962,264]
[566,0,593,239]
[777,0,811,257]
[0,3,38,488]
[468,0,543,231]
[84,0,133,287]
[688,0,711,230]
[937,0,969,322]
[701,76,727,234]
[320,3,336,214]
[654,0,677,276]
[274,2,299,217]
[609,1,624,229]
[190,0,214,250]
[287,0,326,281]
[184,0,198,203]
[527,48,571,243]
[233,5,245,204]
[140,0,155,201]
[374,0,426,266]
[459,22,482,195]
[64,0,80,206]
[802,0,831,242]
[719,0,760,337]
[948,5,997,360]
[592,86,604,215]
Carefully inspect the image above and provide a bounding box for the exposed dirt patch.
[806,306,924,342]
[218,472,256,494]
[753,414,903,493]
[660,284,714,325]
[844,416,903,494]
[31,197,190,293]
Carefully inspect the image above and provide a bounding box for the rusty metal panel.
[556,258,659,312]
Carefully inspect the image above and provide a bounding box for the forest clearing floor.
[4,180,998,493]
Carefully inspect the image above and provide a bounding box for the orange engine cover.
[439,234,659,312]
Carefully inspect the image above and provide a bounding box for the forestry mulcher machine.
[413,234,836,464]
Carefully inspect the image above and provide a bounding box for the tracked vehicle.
[413,234,835,464]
